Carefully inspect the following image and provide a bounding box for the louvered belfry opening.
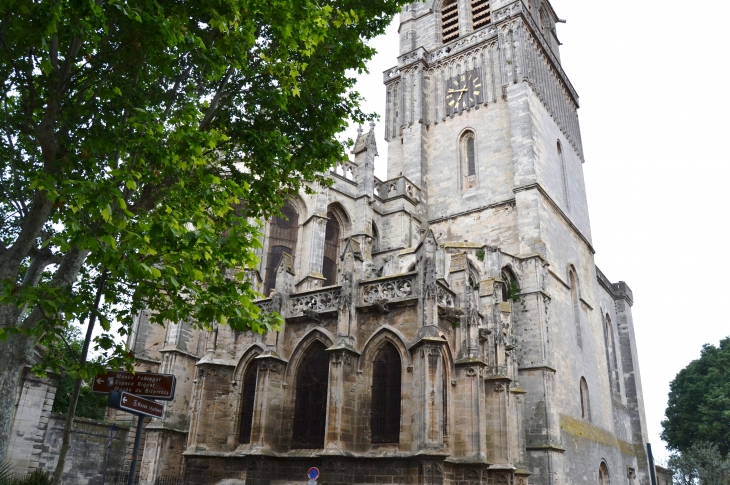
[263,201,299,296]
[238,362,258,444]
[442,0,459,43]
[371,343,402,443]
[322,212,341,286]
[292,342,330,449]
[471,0,491,29]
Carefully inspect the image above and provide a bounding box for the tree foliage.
[668,442,730,485]
[0,0,412,461]
[661,337,730,456]
[48,327,107,421]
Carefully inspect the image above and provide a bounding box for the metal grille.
[292,342,329,449]
[239,362,258,444]
[471,0,491,29]
[263,202,299,295]
[442,0,459,43]
[323,212,340,286]
[370,343,401,443]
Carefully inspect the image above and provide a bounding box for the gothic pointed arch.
[323,203,350,286]
[235,346,264,445]
[500,266,518,302]
[238,360,259,444]
[371,221,380,254]
[580,377,591,421]
[264,200,300,295]
[604,314,620,394]
[370,342,402,443]
[459,129,478,190]
[598,462,610,485]
[292,340,330,449]
[569,266,582,348]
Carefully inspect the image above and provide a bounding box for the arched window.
[371,222,380,254]
[501,268,517,302]
[442,0,459,43]
[371,343,402,443]
[323,211,341,286]
[598,462,610,485]
[292,341,330,449]
[263,201,299,296]
[471,0,491,29]
[558,141,570,209]
[580,377,591,421]
[461,131,477,190]
[604,315,620,395]
[238,361,259,444]
[569,269,582,348]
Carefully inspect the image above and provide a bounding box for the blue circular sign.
[308,467,320,481]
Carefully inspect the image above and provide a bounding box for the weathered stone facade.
[129,1,655,484]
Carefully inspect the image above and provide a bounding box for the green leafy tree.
[0,0,411,465]
[662,337,730,456]
[668,442,730,485]
[48,327,107,421]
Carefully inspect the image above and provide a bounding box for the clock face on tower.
[445,68,484,115]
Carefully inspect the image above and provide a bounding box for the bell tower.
[383,1,653,485]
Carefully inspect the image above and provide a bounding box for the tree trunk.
[51,273,107,485]
[0,332,34,464]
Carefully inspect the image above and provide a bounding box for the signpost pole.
[128,415,144,485]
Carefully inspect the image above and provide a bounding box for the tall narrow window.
[323,212,341,286]
[461,131,477,190]
[371,222,380,254]
[501,268,517,302]
[569,269,582,349]
[263,201,299,296]
[598,462,610,485]
[238,362,259,444]
[580,377,591,421]
[471,0,491,29]
[442,0,459,43]
[371,343,402,443]
[292,342,330,449]
[558,141,570,209]
[604,315,620,395]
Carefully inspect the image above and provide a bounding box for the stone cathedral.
[128,1,654,484]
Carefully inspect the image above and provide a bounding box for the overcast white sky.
[343,0,730,462]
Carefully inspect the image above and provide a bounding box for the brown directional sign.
[108,391,164,419]
[92,371,176,401]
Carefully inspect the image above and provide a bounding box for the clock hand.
[448,88,468,93]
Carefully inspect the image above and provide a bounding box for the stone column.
[298,189,328,291]
[323,346,359,454]
[411,338,447,451]
[249,354,287,451]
